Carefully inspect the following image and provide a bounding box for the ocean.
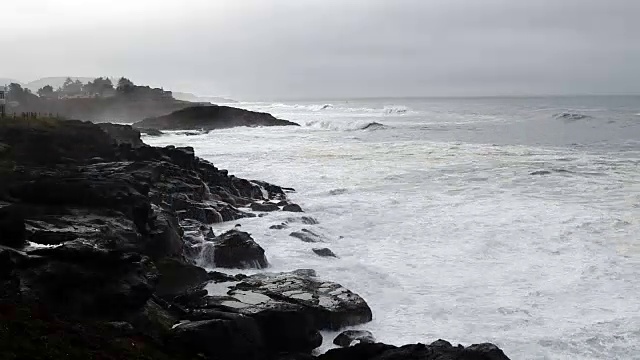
[144,96,640,359]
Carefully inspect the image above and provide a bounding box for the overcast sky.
[2,0,639,99]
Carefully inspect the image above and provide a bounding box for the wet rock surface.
[333,330,375,347]
[0,118,511,360]
[290,229,325,243]
[199,271,373,331]
[318,340,510,360]
[283,204,304,212]
[209,230,269,269]
[313,248,337,258]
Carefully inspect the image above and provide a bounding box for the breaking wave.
[304,120,389,131]
[269,103,334,112]
[253,103,412,116]
[383,105,408,114]
[553,112,592,121]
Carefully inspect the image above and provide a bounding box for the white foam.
[145,100,640,359]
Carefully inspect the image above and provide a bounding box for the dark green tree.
[60,78,84,97]
[116,77,135,94]
[84,77,114,97]
[7,83,39,107]
[37,85,55,98]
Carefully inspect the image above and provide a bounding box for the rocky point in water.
[133,105,299,131]
[0,117,511,359]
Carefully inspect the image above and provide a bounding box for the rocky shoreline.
[0,118,510,359]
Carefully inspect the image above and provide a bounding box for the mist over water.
[146,96,640,359]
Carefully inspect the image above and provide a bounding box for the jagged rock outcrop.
[178,271,373,329]
[133,105,299,131]
[170,270,373,355]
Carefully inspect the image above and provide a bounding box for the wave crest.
[383,105,408,114]
[269,103,334,112]
[554,112,592,121]
[304,120,389,131]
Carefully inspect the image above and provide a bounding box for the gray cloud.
[2,0,639,99]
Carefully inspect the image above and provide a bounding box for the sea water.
[145,96,640,359]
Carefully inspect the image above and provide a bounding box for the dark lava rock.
[104,321,135,335]
[270,223,289,230]
[133,105,299,131]
[169,318,265,360]
[0,118,512,360]
[291,269,317,277]
[319,340,511,360]
[212,230,269,269]
[251,202,281,212]
[0,204,27,248]
[313,248,337,258]
[319,343,395,360]
[274,354,316,360]
[290,229,324,243]
[23,240,158,318]
[203,271,373,331]
[333,330,375,347]
[97,123,144,147]
[154,258,209,297]
[283,204,304,213]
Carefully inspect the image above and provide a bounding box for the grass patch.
[0,303,196,360]
[0,116,64,129]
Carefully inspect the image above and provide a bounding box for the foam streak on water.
[146,96,640,359]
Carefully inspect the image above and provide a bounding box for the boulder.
[283,204,304,213]
[313,248,337,258]
[212,230,269,269]
[333,330,375,347]
[202,271,373,331]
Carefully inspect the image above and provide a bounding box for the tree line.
[5,77,172,106]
